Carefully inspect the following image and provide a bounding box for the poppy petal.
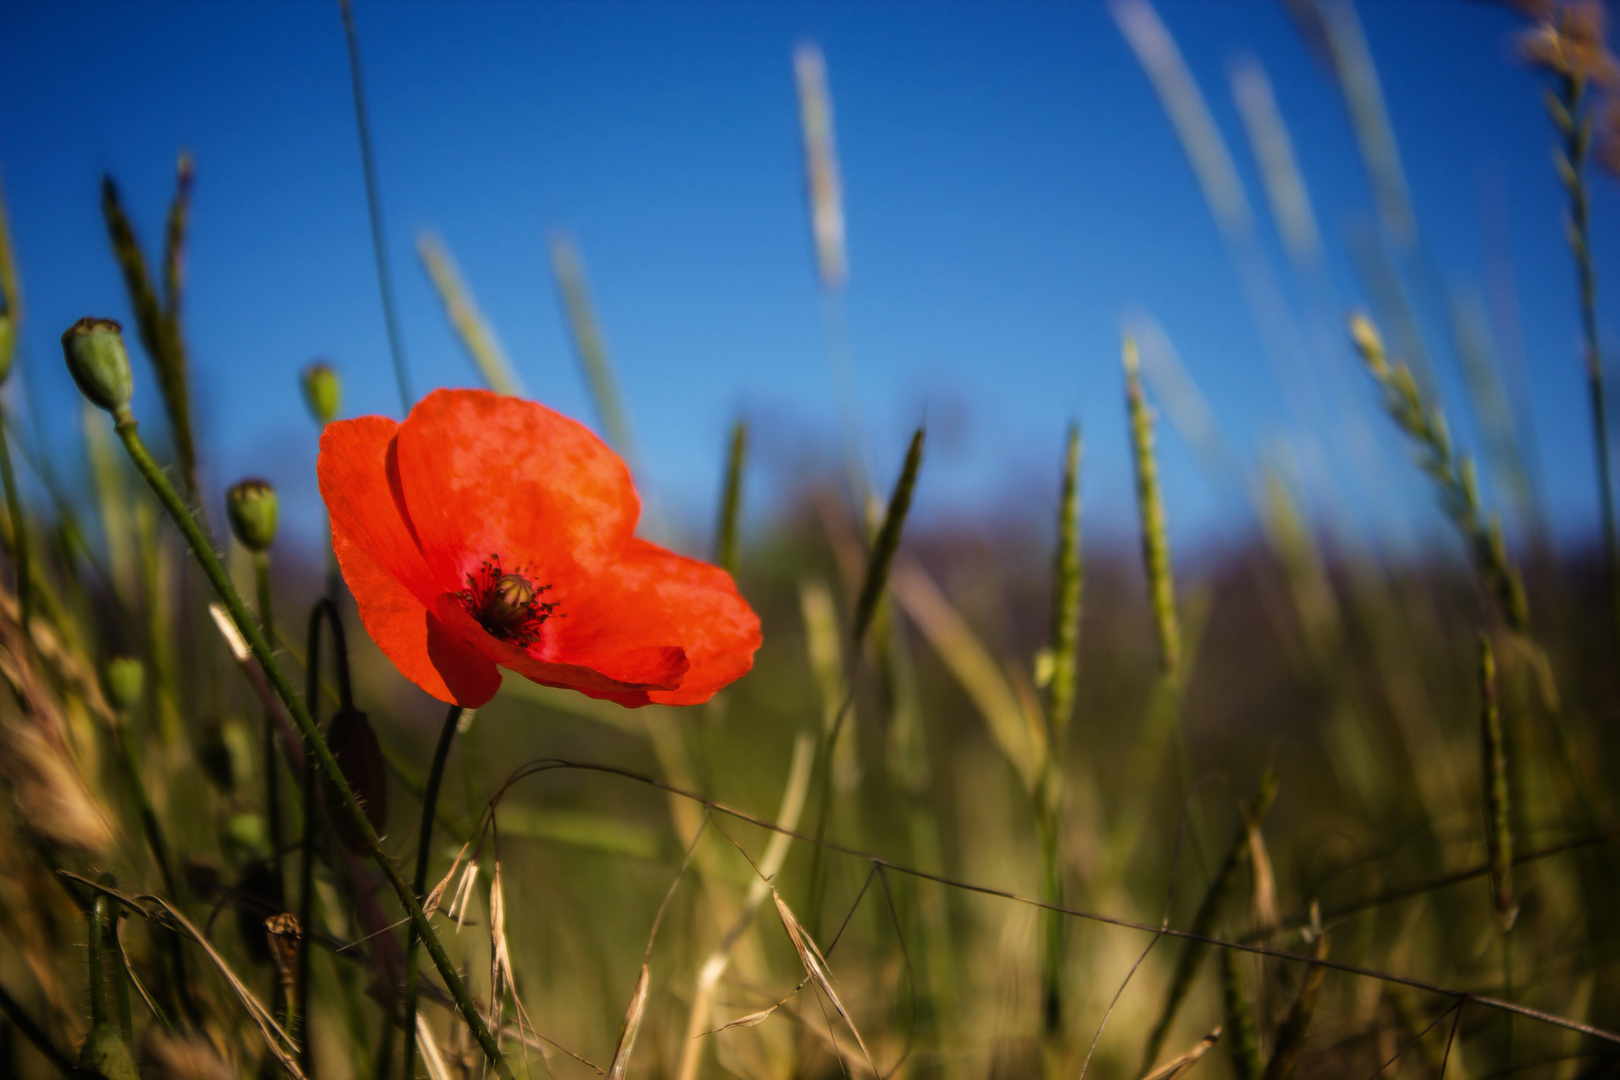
[545,539,761,706]
[430,595,688,702]
[393,389,638,586]
[319,417,478,705]
[425,613,503,708]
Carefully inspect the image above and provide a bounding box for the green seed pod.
[61,318,133,414]
[225,479,278,552]
[103,657,145,713]
[302,360,340,426]
[0,309,15,385]
[321,707,387,855]
[75,1024,138,1080]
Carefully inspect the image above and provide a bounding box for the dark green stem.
[88,885,107,1029]
[0,409,29,632]
[401,704,463,1080]
[111,411,511,1079]
[97,878,133,1043]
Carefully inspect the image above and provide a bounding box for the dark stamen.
[456,556,557,646]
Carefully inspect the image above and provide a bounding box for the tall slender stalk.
[110,409,511,1078]
[1039,425,1083,1040]
[400,704,463,1080]
[339,0,413,414]
[1551,71,1620,654]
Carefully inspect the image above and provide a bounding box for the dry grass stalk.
[1111,0,1252,236]
[550,234,639,469]
[416,1013,454,1080]
[1142,1025,1222,1080]
[1229,54,1320,265]
[793,43,847,289]
[771,887,877,1075]
[423,839,471,919]
[0,614,113,854]
[486,861,513,1044]
[417,231,525,397]
[606,964,649,1080]
[891,561,1044,791]
[676,733,813,1080]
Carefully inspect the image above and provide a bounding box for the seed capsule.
[225,479,278,552]
[103,657,145,713]
[61,317,133,413]
[302,360,341,426]
[77,1024,138,1080]
[321,706,388,855]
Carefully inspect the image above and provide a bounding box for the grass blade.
[716,420,748,577]
[417,231,524,396]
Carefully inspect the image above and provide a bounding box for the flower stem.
[111,410,512,1079]
[401,704,463,1080]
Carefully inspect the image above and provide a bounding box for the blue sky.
[1,0,1614,562]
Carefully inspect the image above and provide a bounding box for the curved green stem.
[88,885,108,1029]
[112,411,511,1079]
[402,704,463,1080]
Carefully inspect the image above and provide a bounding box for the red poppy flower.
[317,388,761,709]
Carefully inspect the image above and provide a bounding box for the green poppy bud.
[0,309,15,385]
[321,707,387,855]
[226,479,278,552]
[61,318,134,414]
[302,360,340,426]
[103,657,145,712]
[76,1024,138,1080]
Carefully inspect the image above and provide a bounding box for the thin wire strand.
[482,756,1620,1047]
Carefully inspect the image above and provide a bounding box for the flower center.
[457,555,559,647]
